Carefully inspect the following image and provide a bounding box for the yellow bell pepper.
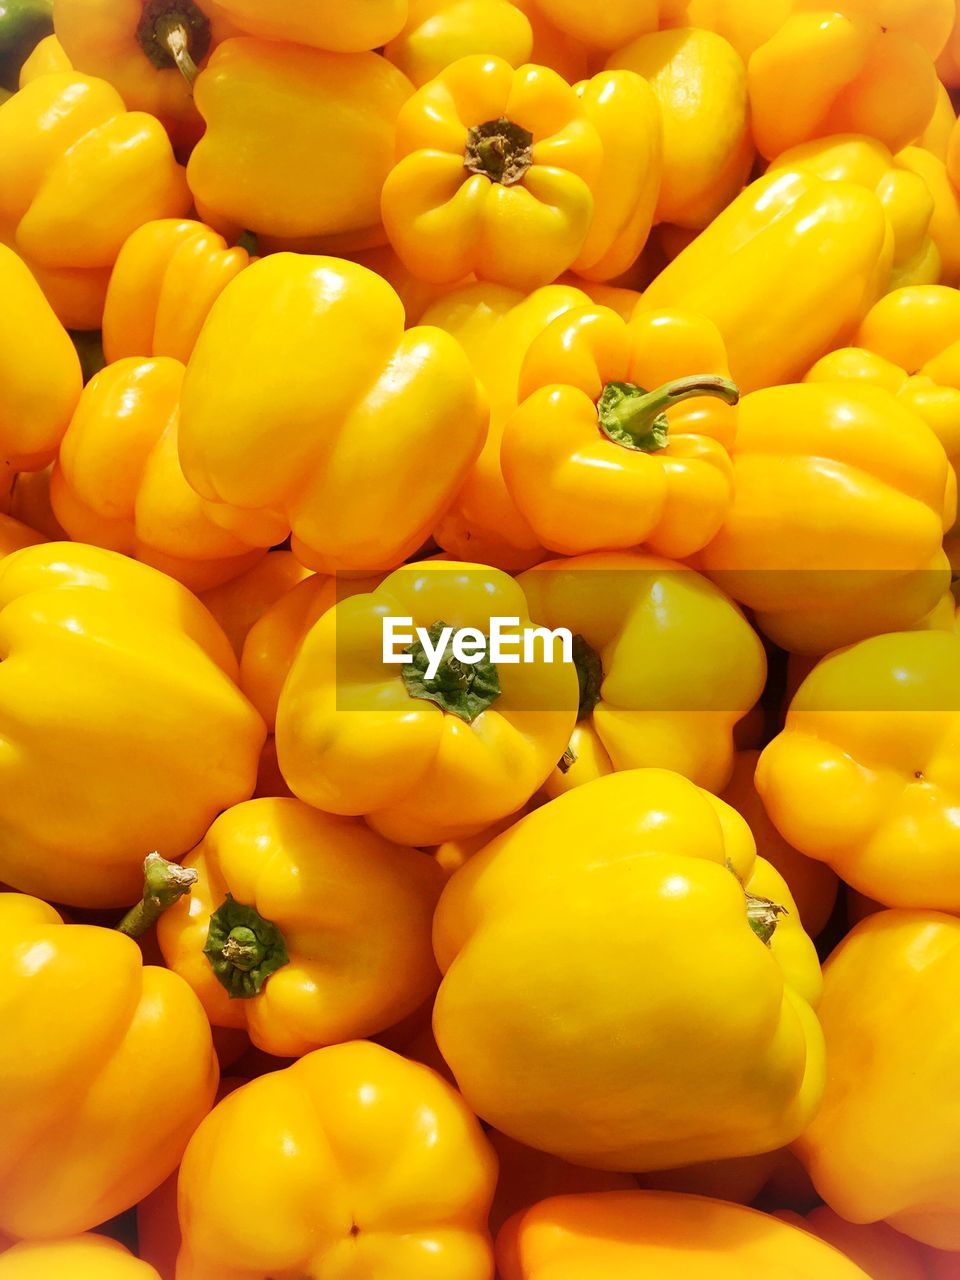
[0,888,218,1239]
[658,0,789,62]
[0,542,265,907]
[211,0,407,50]
[757,630,960,910]
[769,136,939,292]
[896,144,960,286]
[511,0,590,82]
[807,285,960,508]
[700,383,952,653]
[748,9,941,161]
[385,0,534,86]
[0,1237,162,1278]
[516,551,765,796]
[796,908,960,1249]
[103,219,253,365]
[497,1191,873,1279]
[199,551,311,661]
[524,0,656,50]
[424,280,591,570]
[49,357,274,591]
[177,1040,497,1280]
[641,170,892,393]
[0,243,81,471]
[179,254,487,576]
[780,1207,934,1280]
[18,32,71,85]
[52,0,240,146]
[914,81,956,160]
[0,463,66,540]
[0,71,190,329]
[276,560,579,846]
[721,750,839,938]
[606,27,753,231]
[188,38,412,247]
[433,769,824,1170]
[157,796,443,1057]
[381,56,659,288]
[502,304,739,558]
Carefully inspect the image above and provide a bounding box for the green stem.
[571,634,603,722]
[204,895,289,1000]
[401,620,501,724]
[746,891,788,947]
[115,853,198,939]
[597,375,740,452]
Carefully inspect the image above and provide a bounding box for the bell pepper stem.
[597,375,740,452]
[156,15,199,86]
[116,853,198,939]
[204,896,289,999]
[746,891,788,946]
[136,0,210,85]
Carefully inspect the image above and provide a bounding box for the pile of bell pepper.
[4,1,960,1277]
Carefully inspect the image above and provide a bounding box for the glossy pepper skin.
[769,136,939,292]
[748,8,941,161]
[0,243,81,471]
[188,38,412,247]
[17,30,70,84]
[0,1237,162,1279]
[200,551,311,661]
[0,893,218,1239]
[502,304,738,558]
[796,909,960,1249]
[606,27,753,232]
[179,254,487,576]
[385,0,534,85]
[0,0,52,90]
[276,560,579,847]
[0,72,190,330]
[177,1041,498,1280]
[518,552,766,797]
[757,631,960,911]
[425,280,591,571]
[807,286,960,509]
[433,769,825,1171]
[103,218,253,365]
[382,56,658,288]
[51,357,273,591]
[699,383,952,654]
[497,1191,872,1280]
[214,0,407,50]
[641,171,891,394]
[157,797,443,1057]
[0,542,265,907]
[526,0,656,50]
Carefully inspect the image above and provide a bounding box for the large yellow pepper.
[517,552,765,798]
[199,550,311,661]
[276,560,579,846]
[0,888,218,1239]
[641,171,891,393]
[497,1191,872,1279]
[502,305,739,558]
[769,136,939,292]
[179,254,487,575]
[50,357,276,591]
[806,285,960,508]
[796,909,960,1248]
[385,0,534,86]
[606,27,753,231]
[381,56,659,288]
[0,71,190,329]
[0,1237,161,1278]
[425,280,591,570]
[748,8,941,161]
[211,0,406,51]
[433,769,824,1170]
[188,38,412,248]
[157,796,443,1057]
[0,243,81,471]
[699,383,952,653]
[757,631,960,910]
[0,542,265,906]
[103,218,252,365]
[177,1041,497,1280]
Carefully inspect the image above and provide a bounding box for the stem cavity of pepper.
[401,620,502,723]
[464,117,534,186]
[204,895,289,1000]
[597,375,740,453]
[136,0,211,86]
[746,892,788,947]
[115,852,198,939]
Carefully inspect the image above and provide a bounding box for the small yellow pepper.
[641,170,892,393]
[103,218,253,365]
[385,0,534,86]
[177,1041,497,1280]
[275,560,579,846]
[501,305,739,558]
[0,243,81,471]
[0,71,190,329]
[434,769,824,1170]
[796,908,960,1249]
[179,254,488,575]
[0,1237,162,1278]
